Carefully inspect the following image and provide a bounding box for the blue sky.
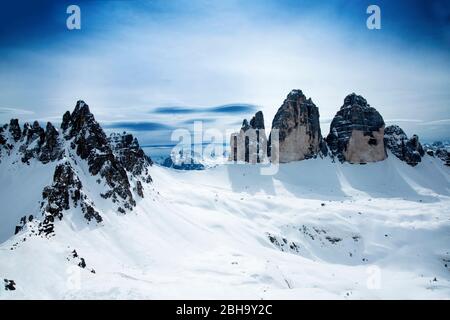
[0,0,449,145]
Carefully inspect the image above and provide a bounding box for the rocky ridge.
[0,100,153,237]
[384,125,425,166]
[424,141,450,166]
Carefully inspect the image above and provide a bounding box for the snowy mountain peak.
[0,101,153,240]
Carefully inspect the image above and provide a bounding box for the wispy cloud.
[152,104,257,115]
[421,119,450,125]
[102,121,174,132]
[385,119,424,123]
[207,104,257,114]
[0,107,34,115]
[152,106,197,114]
[180,118,216,125]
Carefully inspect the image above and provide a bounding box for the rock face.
[326,93,386,163]
[109,132,153,183]
[424,141,450,166]
[269,90,327,163]
[1,100,153,237]
[384,125,425,166]
[230,111,267,163]
[61,101,147,213]
[0,119,64,164]
[434,149,450,166]
[9,119,21,141]
[39,162,102,236]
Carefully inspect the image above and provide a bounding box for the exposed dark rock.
[269,90,327,163]
[423,141,450,166]
[78,258,86,269]
[39,162,102,236]
[326,93,386,163]
[4,279,16,291]
[23,121,45,145]
[250,111,265,130]
[0,126,6,146]
[9,119,21,141]
[435,149,450,166]
[135,180,144,198]
[68,249,95,273]
[61,101,138,210]
[14,215,33,235]
[384,125,424,166]
[0,118,63,164]
[109,132,153,183]
[267,232,301,254]
[1,100,154,238]
[39,122,63,163]
[325,236,342,244]
[20,121,45,163]
[230,111,268,163]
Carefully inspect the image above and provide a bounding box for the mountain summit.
[0,101,152,239]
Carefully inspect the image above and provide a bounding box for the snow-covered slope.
[1,150,449,299]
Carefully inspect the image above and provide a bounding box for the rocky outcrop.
[326,93,386,164]
[384,125,424,166]
[21,121,64,164]
[424,142,450,166]
[39,162,102,236]
[8,119,21,142]
[14,215,34,235]
[3,279,16,291]
[109,132,153,183]
[434,149,450,166]
[269,90,327,163]
[39,122,63,164]
[230,111,267,163]
[0,120,63,164]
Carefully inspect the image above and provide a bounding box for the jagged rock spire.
[269,89,327,163]
[1,100,154,238]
